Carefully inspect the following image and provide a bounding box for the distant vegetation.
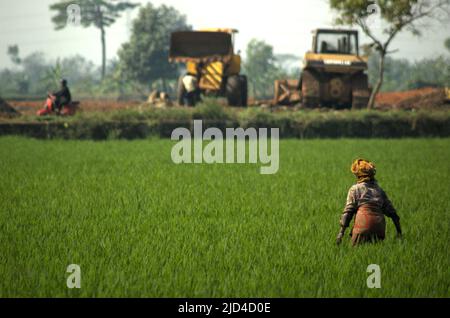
[368,54,450,92]
[50,0,138,79]
[0,46,447,100]
[0,1,449,100]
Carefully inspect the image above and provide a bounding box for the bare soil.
[4,87,448,116]
[7,99,143,115]
[0,97,20,118]
[375,87,447,110]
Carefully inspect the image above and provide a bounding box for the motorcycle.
[36,94,79,116]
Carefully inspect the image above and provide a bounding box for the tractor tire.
[226,75,246,107]
[301,70,320,108]
[352,73,370,110]
[177,75,187,106]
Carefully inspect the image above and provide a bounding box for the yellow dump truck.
[169,28,247,106]
[274,29,371,109]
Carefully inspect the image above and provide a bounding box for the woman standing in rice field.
[336,159,402,246]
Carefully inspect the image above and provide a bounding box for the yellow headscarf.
[351,158,376,183]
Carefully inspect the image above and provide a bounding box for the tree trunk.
[251,81,257,100]
[119,75,124,99]
[367,51,386,110]
[100,25,106,80]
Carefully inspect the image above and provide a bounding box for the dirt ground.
[0,97,20,118]
[7,99,143,116]
[375,87,447,110]
[3,87,448,116]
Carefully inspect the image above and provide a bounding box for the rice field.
[0,137,449,297]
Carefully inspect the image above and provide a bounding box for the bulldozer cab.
[312,29,359,56]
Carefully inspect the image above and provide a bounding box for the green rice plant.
[0,137,448,297]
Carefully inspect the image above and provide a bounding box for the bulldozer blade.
[273,79,301,105]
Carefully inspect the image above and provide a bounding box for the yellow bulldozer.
[274,29,371,109]
[169,28,248,107]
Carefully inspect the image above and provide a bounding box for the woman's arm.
[336,186,358,245]
[382,191,402,237]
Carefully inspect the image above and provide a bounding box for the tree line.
[0,0,449,100]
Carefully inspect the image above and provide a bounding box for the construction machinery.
[274,29,370,109]
[169,28,247,107]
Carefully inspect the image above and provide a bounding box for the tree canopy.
[243,39,280,98]
[118,3,191,91]
[50,0,138,79]
[445,37,450,51]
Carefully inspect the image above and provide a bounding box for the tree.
[7,45,21,65]
[118,3,190,92]
[275,54,301,77]
[368,53,450,91]
[330,0,450,109]
[42,59,64,91]
[244,39,279,98]
[50,0,138,79]
[445,38,450,52]
[21,52,49,93]
[60,55,97,83]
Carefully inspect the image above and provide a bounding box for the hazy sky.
[0,0,449,69]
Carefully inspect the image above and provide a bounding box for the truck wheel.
[226,75,242,106]
[301,70,320,108]
[177,75,187,106]
[352,73,370,109]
